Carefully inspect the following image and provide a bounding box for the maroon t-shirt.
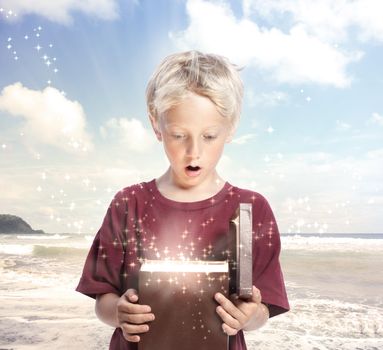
[76,179,289,349]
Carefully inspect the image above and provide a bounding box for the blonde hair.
[146,50,243,130]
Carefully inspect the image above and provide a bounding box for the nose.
[185,137,202,160]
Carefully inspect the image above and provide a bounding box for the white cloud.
[243,0,383,43]
[367,148,383,159]
[369,112,383,126]
[231,133,256,145]
[336,119,352,131]
[100,117,155,152]
[223,149,383,233]
[170,0,362,87]
[0,82,93,153]
[0,0,118,24]
[246,89,289,107]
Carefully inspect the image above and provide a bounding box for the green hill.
[0,214,44,234]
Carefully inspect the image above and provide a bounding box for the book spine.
[229,203,253,299]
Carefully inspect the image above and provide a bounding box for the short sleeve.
[76,193,127,299]
[252,197,289,317]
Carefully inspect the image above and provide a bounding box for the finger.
[125,288,139,303]
[123,334,140,343]
[251,286,262,304]
[121,322,150,335]
[216,305,241,330]
[215,293,246,321]
[119,312,155,324]
[118,301,152,314]
[222,322,238,336]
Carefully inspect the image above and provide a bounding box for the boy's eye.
[203,135,217,140]
[172,134,185,139]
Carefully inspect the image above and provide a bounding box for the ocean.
[0,233,382,349]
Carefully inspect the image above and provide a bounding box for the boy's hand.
[214,285,264,335]
[116,288,155,342]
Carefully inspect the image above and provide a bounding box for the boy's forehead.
[163,121,225,130]
[160,112,229,129]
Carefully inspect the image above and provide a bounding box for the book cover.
[138,260,229,350]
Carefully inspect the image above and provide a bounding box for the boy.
[76,50,289,349]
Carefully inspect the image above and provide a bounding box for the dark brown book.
[138,260,229,350]
[229,203,253,299]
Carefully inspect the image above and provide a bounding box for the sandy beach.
[1,233,382,349]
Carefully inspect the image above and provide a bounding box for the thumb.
[251,286,262,304]
[125,288,138,303]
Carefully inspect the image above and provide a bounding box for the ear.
[148,113,162,142]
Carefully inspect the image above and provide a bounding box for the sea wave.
[16,234,70,240]
[0,243,88,257]
[281,235,383,252]
[0,243,34,255]
[32,245,87,257]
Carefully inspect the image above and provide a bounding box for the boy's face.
[150,92,233,189]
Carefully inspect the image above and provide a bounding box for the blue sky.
[0,0,382,234]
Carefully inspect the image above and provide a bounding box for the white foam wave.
[0,244,34,255]
[281,235,383,252]
[16,234,70,240]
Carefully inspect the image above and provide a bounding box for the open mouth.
[186,165,201,171]
[185,165,202,177]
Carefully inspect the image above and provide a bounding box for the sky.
[0,0,382,234]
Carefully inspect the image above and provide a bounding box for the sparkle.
[24,35,29,40]
[267,126,274,133]
[35,45,42,51]
[306,96,311,102]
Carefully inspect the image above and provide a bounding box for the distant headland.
[0,214,45,234]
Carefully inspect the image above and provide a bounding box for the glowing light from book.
[140,260,228,273]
